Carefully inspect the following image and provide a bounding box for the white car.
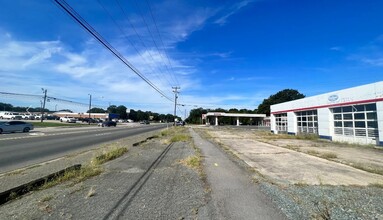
[60,116,77,123]
[21,113,35,120]
[0,112,22,120]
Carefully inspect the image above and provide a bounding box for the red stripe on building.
[271,97,383,114]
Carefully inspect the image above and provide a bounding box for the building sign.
[328,94,339,102]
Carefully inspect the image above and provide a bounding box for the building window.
[332,103,378,139]
[296,110,318,134]
[275,113,287,133]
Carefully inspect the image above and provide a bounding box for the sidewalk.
[190,128,286,220]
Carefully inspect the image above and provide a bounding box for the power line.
[53,0,173,102]
[96,0,173,91]
[114,0,175,89]
[144,0,179,86]
[0,91,105,109]
[131,0,179,87]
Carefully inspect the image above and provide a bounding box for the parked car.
[60,116,76,123]
[0,121,34,134]
[98,121,117,127]
[140,120,150,124]
[81,118,98,123]
[176,121,185,126]
[45,115,60,120]
[0,112,22,120]
[21,113,35,120]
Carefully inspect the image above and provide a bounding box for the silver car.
[0,121,34,134]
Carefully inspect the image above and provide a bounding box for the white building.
[270,81,383,146]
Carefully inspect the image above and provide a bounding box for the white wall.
[318,108,331,137]
[287,112,297,134]
[270,114,276,132]
[377,101,383,145]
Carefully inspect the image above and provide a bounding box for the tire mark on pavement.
[103,142,174,220]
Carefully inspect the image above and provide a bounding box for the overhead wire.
[144,0,179,86]
[131,0,179,87]
[96,0,172,92]
[114,0,174,90]
[0,91,106,109]
[53,0,173,102]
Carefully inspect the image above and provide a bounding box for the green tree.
[87,107,106,113]
[186,108,208,124]
[0,102,13,111]
[257,89,305,116]
[116,105,127,119]
[107,105,117,113]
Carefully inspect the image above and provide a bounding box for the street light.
[88,94,92,125]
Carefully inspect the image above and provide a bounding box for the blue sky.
[0,0,382,116]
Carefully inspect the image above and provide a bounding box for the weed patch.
[40,195,54,202]
[171,134,191,142]
[40,165,102,189]
[179,156,201,170]
[93,147,128,165]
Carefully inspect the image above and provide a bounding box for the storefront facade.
[270,81,383,146]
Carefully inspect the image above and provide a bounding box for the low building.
[270,81,383,146]
[204,112,267,126]
[53,111,119,120]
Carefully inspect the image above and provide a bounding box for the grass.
[40,165,102,189]
[320,152,338,159]
[40,147,128,190]
[160,127,191,143]
[170,134,191,142]
[40,195,54,202]
[180,155,201,170]
[92,147,128,165]
[348,162,383,176]
[368,183,383,188]
[312,200,332,220]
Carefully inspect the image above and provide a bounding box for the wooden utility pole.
[172,87,180,126]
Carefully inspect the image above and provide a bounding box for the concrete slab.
[206,130,383,186]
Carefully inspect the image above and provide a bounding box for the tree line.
[0,102,180,122]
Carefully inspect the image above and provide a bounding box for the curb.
[0,164,81,205]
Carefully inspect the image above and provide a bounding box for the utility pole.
[172,86,180,126]
[41,88,47,123]
[88,94,92,125]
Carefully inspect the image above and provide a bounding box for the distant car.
[0,121,34,134]
[45,115,60,120]
[98,121,117,127]
[0,112,22,120]
[21,113,35,120]
[176,121,185,126]
[140,120,150,124]
[60,116,76,123]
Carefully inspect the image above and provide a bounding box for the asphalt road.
[0,124,166,173]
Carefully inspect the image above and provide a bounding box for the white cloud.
[361,58,383,66]
[214,0,254,26]
[348,34,383,67]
